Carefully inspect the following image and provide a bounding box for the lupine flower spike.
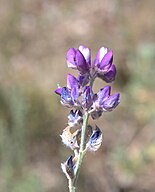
[54,45,120,192]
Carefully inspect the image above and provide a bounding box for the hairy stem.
[73,112,89,189]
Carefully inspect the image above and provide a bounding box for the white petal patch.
[86,128,103,151]
[79,45,90,63]
[98,47,108,63]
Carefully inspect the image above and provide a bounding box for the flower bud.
[76,50,90,74]
[66,48,77,69]
[61,155,74,179]
[98,64,116,83]
[99,50,113,71]
[79,45,91,66]
[67,74,79,101]
[86,126,103,151]
[68,110,83,127]
[94,47,112,74]
[94,47,108,66]
[82,86,93,110]
[102,93,120,112]
[95,86,111,106]
[55,74,80,107]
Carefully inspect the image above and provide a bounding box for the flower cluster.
[55,45,120,183]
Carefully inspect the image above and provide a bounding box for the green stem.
[73,112,89,188]
[90,74,96,88]
[68,76,94,191]
[68,179,76,192]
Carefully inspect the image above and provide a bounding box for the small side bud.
[86,126,103,151]
[102,93,120,112]
[81,86,93,110]
[90,110,103,120]
[61,155,74,180]
[68,110,83,127]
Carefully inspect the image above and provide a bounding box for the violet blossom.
[55,74,80,107]
[54,44,120,192]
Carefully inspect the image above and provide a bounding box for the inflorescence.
[55,45,120,191]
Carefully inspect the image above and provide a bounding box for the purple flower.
[68,110,83,127]
[66,48,77,69]
[66,45,90,74]
[55,44,120,118]
[91,86,120,117]
[67,74,80,101]
[78,74,90,87]
[55,44,121,186]
[102,93,120,112]
[54,87,62,95]
[94,86,111,107]
[94,47,108,66]
[82,86,93,110]
[55,74,80,107]
[94,48,113,71]
[76,50,89,73]
[90,86,111,119]
[79,45,91,66]
[97,64,116,83]
[60,87,74,107]
[93,47,116,83]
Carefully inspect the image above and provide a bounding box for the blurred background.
[0,0,155,192]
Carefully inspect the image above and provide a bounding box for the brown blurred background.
[0,0,155,192]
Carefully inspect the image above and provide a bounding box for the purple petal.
[67,74,79,90]
[90,126,102,141]
[79,45,91,66]
[78,74,89,87]
[66,48,77,69]
[67,74,79,101]
[55,87,62,95]
[102,93,120,111]
[97,64,116,83]
[64,155,74,179]
[99,50,113,71]
[67,155,74,169]
[93,93,98,102]
[76,50,89,73]
[61,87,74,107]
[103,64,116,83]
[71,86,79,101]
[94,47,108,66]
[97,86,111,105]
[82,86,93,110]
